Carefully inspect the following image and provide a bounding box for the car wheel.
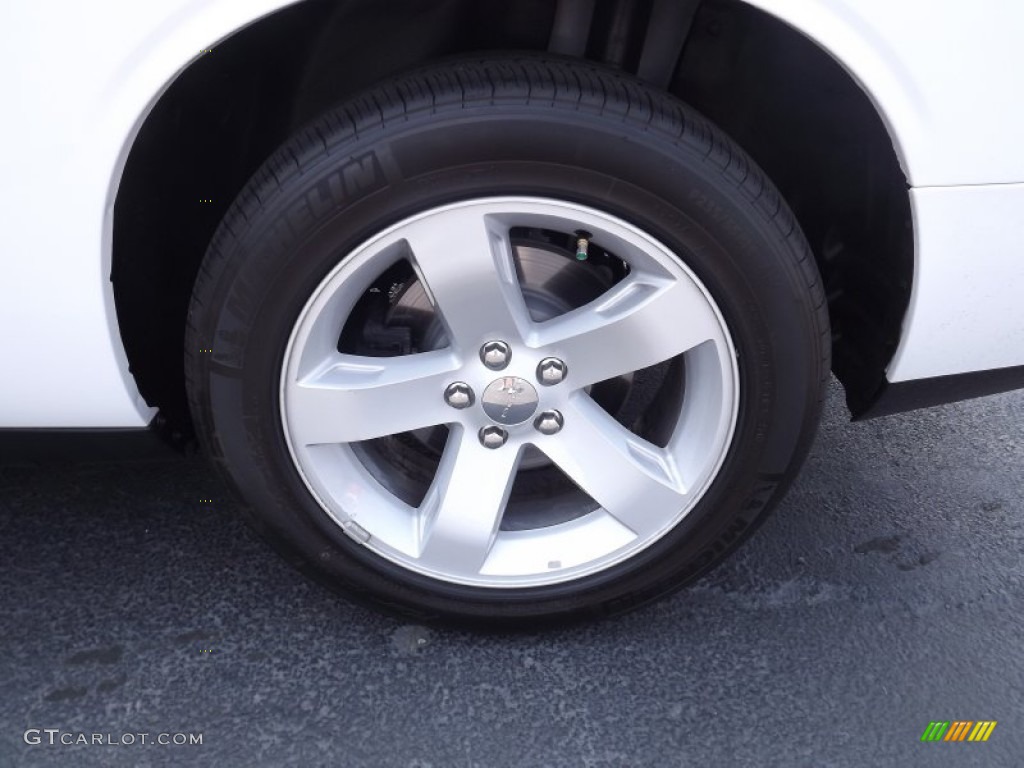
[185,56,829,625]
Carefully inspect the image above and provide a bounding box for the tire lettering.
[305,152,385,221]
[342,154,379,196]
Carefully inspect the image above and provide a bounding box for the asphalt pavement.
[1,379,1022,767]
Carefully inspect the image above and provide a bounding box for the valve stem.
[574,231,591,261]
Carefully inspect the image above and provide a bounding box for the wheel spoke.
[416,427,521,575]
[532,272,723,386]
[285,349,460,445]
[536,394,688,537]
[403,211,530,351]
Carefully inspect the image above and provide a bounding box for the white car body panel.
[0,0,1021,426]
[746,0,1024,187]
[0,0,298,427]
[888,184,1024,382]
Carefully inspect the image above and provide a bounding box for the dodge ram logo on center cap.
[481,376,539,425]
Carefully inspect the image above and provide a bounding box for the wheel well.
[112,0,912,443]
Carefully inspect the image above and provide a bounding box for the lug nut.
[480,340,511,370]
[443,382,474,409]
[479,425,509,449]
[533,410,564,435]
[536,357,567,386]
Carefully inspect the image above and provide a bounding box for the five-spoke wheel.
[280,198,738,587]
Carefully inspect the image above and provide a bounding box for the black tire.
[185,55,829,626]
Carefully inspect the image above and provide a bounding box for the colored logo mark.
[921,721,997,742]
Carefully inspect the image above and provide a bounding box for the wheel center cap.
[481,376,539,425]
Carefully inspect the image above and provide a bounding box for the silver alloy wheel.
[280,198,739,588]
